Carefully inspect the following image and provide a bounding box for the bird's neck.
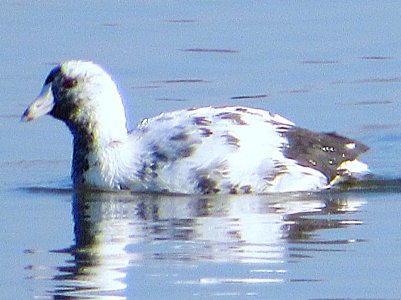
[69,117,130,189]
[71,126,94,187]
[65,80,134,189]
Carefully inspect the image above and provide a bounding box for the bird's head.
[22,60,129,142]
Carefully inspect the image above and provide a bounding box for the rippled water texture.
[2,1,401,299]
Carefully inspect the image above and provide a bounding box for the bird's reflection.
[50,191,365,299]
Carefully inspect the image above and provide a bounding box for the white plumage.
[22,60,369,194]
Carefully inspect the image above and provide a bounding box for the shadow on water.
[20,177,401,299]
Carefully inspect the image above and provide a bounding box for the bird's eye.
[63,78,77,89]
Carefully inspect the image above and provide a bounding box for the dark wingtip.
[282,127,369,181]
[325,132,369,154]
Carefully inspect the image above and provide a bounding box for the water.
[2,1,401,299]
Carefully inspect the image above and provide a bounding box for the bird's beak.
[21,84,54,122]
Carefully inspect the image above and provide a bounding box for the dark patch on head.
[50,94,81,122]
[282,127,369,182]
[62,77,78,89]
[199,127,213,137]
[222,133,240,148]
[46,68,83,122]
[44,65,61,85]
[193,116,212,126]
[216,112,247,125]
[197,176,220,194]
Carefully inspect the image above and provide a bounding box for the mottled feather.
[22,61,370,194]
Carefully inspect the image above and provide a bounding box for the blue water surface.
[1,1,401,299]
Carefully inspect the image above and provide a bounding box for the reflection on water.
[35,191,366,299]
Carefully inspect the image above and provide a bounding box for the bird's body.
[22,60,369,194]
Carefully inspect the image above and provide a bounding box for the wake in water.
[331,175,401,194]
[19,175,401,196]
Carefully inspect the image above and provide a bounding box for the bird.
[22,60,369,194]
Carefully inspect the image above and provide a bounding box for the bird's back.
[126,106,368,194]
